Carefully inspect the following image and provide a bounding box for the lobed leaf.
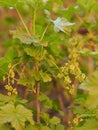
[79,70,98,109]
[0,103,34,130]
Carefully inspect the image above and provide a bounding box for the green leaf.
[38,93,53,109]
[75,119,98,130]
[79,69,98,94]
[24,46,47,61]
[40,126,50,130]
[4,50,18,62]
[77,0,96,11]
[41,113,50,124]
[0,103,34,130]
[79,49,98,59]
[40,70,52,82]
[4,39,20,48]
[24,47,41,60]
[49,116,60,125]
[0,124,11,130]
[17,78,35,87]
[0,0,17,7]
[72,106,86,115]
[79,69,98,109]
[0,0,31,8]
[85,95,98,109]
[0,49,18,78]
[24,125,39,130]
[55,124,64,130]
[32,70,41,81]
[0,58,8,78]
[11,28,43,46]
[0,94,27,106]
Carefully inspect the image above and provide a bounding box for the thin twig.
[36,82,40,122]
[15,7,31,37]
[40,24,49,41]
[33,9,36,35]
[35,61,41,122]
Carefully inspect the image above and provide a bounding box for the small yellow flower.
[3,76,6,82]
[80,118,83,122]
[12,88,18,95]
[8,92,12,96]
[74,62,79,67]
[5,85,13,91]
[69,64,75,71]
[65,63,68,67]
[81,73,86,80]
[14,91,18,95]
[8,86,13,91]
[73,118,79,125]
[64,76,71,84]
[69,85,74,95]
[66,86,70,90]
[73,115,83,126]
[11,79,15,84]
[10,71,15,78]
[4,85,9,90]
[8,63,12,69]
[61,67,65,72]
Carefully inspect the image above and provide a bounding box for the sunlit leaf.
[0,103,34,130]
[0,125,11,130]
[4,50,18,62]
[11,28,44,46]
[17,78,35,88]
[24,125,39,130]
[55,124,64,130]
[0,0,17,7]
[39,93,53,109]
[40,70,52,82]
[79,49,98,59]
[79,70,98,94]
[40,126,50,130]
[77,0,96,11]
[49,116,60,125]
[79,70,98,109]
[75,119,98,130]
[0,0,31,8]
[0,94,27,106]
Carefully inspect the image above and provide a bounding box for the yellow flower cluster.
[66,85,75,95]
[4,85,17,96]
[8,63,15,85]
[64,76,71,84]
[72,115,83,126]
[3,63,18,96]
[57,40,86,95]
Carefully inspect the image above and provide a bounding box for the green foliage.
[0,0,32,8]
[0,50,18,78]
[79,70,98,109]
[0,94,27,106]
[0,125,11,130]
[11,28,43,46]
[77,0,97,12]
[0,0,98,130]
[75,119,98,130]
[0,0,18,7]
[79,49,98,60]
[0,103,34,130]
